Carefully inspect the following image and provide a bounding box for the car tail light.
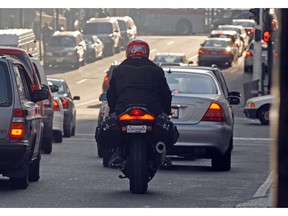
[61,98,70,109]
[54,100,61,111]
[248,29,255,33]
[103,75,109,88]
[217,51,230,55]
[198,49,210,55]
[118,109,155,121]
[201,102,224,122]
[9,108,25,139]
[245,51,253,57]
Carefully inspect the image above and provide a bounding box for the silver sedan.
[163,66,240,171]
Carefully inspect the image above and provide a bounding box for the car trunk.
[170,93,218,124]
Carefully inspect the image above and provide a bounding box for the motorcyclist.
[104,38,178,166]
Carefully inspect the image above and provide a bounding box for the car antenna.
[167,67,172,74]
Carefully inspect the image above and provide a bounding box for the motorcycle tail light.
[245,51,253,57]
[54,100,61,111]
[201,102,224,122]
[119,109,155,121]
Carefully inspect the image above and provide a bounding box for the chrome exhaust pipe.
[155,141,166,154]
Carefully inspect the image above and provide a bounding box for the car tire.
[211,140,232,172]
[42,136,52,154]
[28,155,41,182]
[64,122,72,137]
[53,130,63,143]
[103,149,112,167]
[10,165,29,189]
[258,105,270,125]
[97,142,103,158]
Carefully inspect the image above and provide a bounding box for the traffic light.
[249,8,260,24]
[263,31,271,43]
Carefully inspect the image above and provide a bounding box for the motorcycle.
[115,105,167,194]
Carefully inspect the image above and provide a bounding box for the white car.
[243,94,274,125]
[48,81,64,143]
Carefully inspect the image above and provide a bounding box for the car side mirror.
[33,89,49,102]
[99,92,107,102]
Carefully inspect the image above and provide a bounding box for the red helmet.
[126,39,150,58]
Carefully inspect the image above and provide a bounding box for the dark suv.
[0,56,48,189]
[83,17,121,56]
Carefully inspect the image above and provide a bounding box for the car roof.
[205,37,232,42]
[232,19,256,23]
[87,17,116,23]
[210,30,238,35]
[218,25,245,29]
[162,65,218,74]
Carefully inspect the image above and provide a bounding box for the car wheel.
[211,140,232,172]
[72,125,76,136]
[10,165,29,189]
[258,105,270,125]
[103,149,112,167]
[28,154,41,182]
[42,136,52,154]
[97,142,103,158]
[53,130,63,143]
[64,120,72,137]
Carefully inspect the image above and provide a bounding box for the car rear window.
[50,36,76,47]
[0,62,12,107]
[166,72,218,94]
[83,22,113,34]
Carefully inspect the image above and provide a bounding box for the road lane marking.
[75,99,99,107]
[253,172,273,198]
[150,49,156,53]
[167,41,174,45]
[188,54,198,61]
[77,79,87,84]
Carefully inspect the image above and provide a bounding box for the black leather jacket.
[107,57,172,116]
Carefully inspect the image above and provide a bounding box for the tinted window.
[166,72,217,94]
[203,40,229,48]
[50,36,76,47]
[0,62,12,107]
[48,79,66,94]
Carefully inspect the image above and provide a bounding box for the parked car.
[232,19,256,43]
[47,78,80,137]
[102,61,119,93]
[115,16,137,48]
[48,81,64,143]
[152,53,193,66]
[83,34,104,62]
[44,30,87,69]
[244,94,273,125]
[198,38,239,67]
[244,40,268,73]
[83,17,121,56]
[218,25,250,50]
[209,30,244,56]
[163,65,240,171]
[0,56,48,189]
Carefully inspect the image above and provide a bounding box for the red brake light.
[198,49,204,54]
[201,102,224,122]
[54,100,61,111]
[248,29,255,33]
[118,109,155,121]
[13,108,25,117]
[61,98,69,109]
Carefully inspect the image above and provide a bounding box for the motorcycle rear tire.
[128,136,148,194]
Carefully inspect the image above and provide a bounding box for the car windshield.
[233,21,255,28]
[165,72,217,94]
[0,62,12,107]
[203,40,229,48]
[48,79,66,94]
[219,27,241,34]
[210,34,233,39]
[49,36,76,47]
[83,22,113,34]
[154,55,183,63]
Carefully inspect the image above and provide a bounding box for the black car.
[47,78,80,137]
[0,56,48,189]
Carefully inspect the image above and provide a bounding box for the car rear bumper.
[198,55,233,64]
[0,142,30,172]
[44,56,79,65]
[167,122,232,157]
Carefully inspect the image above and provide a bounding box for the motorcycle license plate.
[127,125,147,133]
